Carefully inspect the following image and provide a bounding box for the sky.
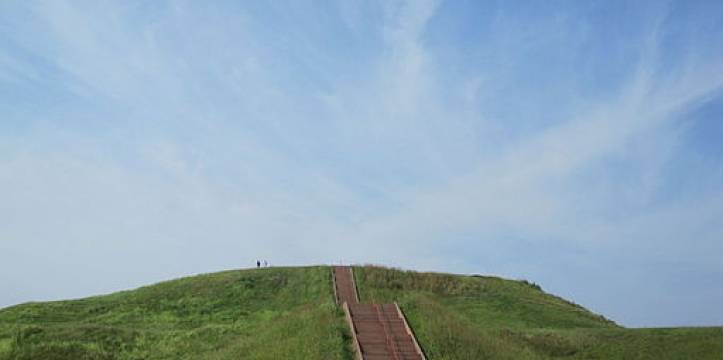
[1,0,723,328]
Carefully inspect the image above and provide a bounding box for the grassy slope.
[0,266,351,360]
[2,266,722,359]
[354,266,723,359]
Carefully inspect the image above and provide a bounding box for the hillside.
[0,267,349,359]
[1,266,722,359]
[354,266,723,359]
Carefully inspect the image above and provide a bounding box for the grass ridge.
[1,265,721,359]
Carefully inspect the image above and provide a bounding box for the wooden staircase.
[333,266,426,360]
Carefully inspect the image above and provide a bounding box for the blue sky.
[1,0,723,327]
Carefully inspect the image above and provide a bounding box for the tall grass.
[0,266,352,360]
[2,265,722,359]
[354,265,723,359]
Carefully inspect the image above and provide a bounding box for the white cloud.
[2,0,723,327]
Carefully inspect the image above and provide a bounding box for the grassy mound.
[354,266,723,359]
[0,267,350,360]
[2,265,722,359]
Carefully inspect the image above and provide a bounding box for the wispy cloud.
[1,0,722,326]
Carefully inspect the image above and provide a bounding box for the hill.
[354,266,723,359]
[1,266,722,359]
[0,267,348,359]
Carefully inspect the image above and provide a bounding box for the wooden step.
[335,267,426,360]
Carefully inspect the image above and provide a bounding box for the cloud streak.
[1,0,723,327]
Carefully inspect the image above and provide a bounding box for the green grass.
[353,265,723,359]
[2,265,722,359]
[0,266,352,360]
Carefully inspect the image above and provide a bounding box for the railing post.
[394,302,427,360]
[343,302,363,360]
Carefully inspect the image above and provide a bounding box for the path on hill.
[333,266,426,360]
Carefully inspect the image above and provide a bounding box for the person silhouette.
[256,260,260,268]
